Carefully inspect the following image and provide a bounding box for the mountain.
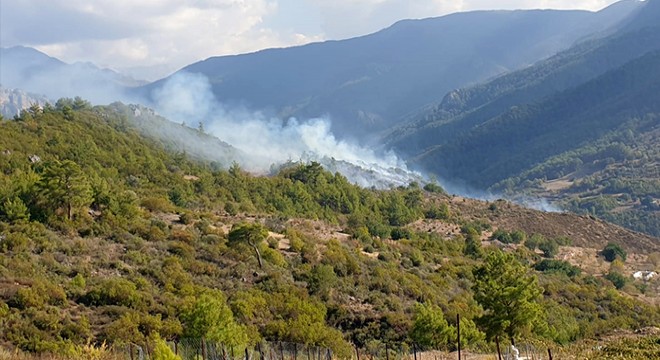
[0,87,50,118]
[384,0,660,235]
[141,2,642,139]
[0,46,145,104]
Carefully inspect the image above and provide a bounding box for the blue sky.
[0,0,621,80]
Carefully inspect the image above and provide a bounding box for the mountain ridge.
[141,4,641,139]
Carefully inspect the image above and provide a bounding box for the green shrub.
[535,259,581,277]
[539,240,559,258]
[1,197,30,222]
[605,271,627,289]
[423,183,445,194]
[0,232,30,252]
[425,203,450,220]
[82,277,141,308]
[602,243,627,262]
[151,334,181,360]
[141,196,174,213]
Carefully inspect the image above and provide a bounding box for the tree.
[409,302,455,350]
[181,290,248,347]
[472,251,542,346]
[463,228,483,259]
[228,222,269,268]
[37,160,93,220]
[72,96,92,110]
[602,243,627,262]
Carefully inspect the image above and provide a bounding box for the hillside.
[0,104,659,358]
[141,3,641,139]
[384,0,660,236]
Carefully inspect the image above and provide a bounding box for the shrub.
[82,278,140,308]
[510,230,527,244]
[425,203,450,220]
[151,334,181,360]
[0,232,30,252]
[423,183,445,194]
[491,229,513,243]
[261,246,287,267]
[141,196,174,213]
[525,234,545,250]
[602,243,627,262]
[605,271,627,289]
[535,259,581,277]
[539,240,559,258]
[178,212,195,225]
[1,197,30,222]
[391,227,413,240]
[267,236,279,249]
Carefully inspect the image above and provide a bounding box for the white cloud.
[0,0,619,80]
[1,0,319,78]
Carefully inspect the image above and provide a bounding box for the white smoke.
[151,72,420,187]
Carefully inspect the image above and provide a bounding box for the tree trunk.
[495,336,502,360]
[252,243,263,268]
[456,314,461,360]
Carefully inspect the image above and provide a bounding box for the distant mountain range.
[0,46,145,104]
[141,1,642,139]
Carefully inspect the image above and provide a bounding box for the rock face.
[0,87,50,118]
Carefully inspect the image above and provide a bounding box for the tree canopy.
[472,251,543,344]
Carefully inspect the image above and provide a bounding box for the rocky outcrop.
[0,87,50,118]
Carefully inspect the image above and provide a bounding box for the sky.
[0,0,620,80]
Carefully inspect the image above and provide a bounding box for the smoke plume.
[151,72,421,188]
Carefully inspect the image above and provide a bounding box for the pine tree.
[37,160,93,220]
[472,251,542,346]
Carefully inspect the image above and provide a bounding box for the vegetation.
[0,103,658,358]
[602,243,627,263]
[472,252,543,345]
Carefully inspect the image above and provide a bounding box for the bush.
[1,197,30,222]
[82,278,141,308]
[141,196,174,213]
[491,229,514,243]
[151,334,181,360]
[525,234,545,250]
[423,183,445,194]
[425,203,450,220]
[391,227,413,240]
[605,271,627,289]
[0,232,30,252]
[539,240,559,258]
[602,243,627,262]
[535,259,581,277]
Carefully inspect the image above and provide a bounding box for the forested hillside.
[0,104,658,358]
[385,0,660,236]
